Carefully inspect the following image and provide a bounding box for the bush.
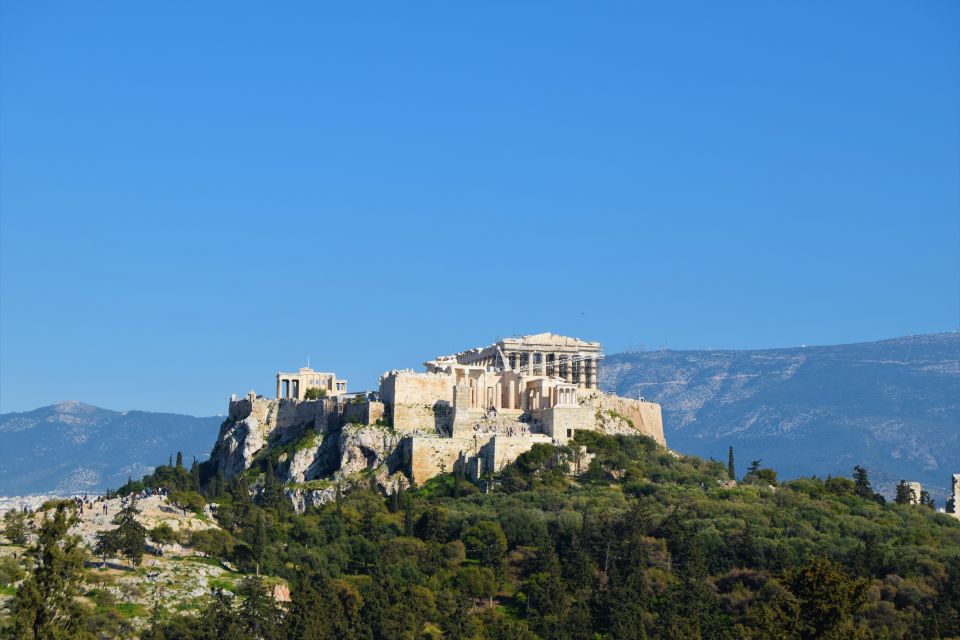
[168,491,206,514]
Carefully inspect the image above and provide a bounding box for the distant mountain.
[601,333,960,502]
[0,401,221,496]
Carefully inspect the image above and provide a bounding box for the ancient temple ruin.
[276,367,347,400]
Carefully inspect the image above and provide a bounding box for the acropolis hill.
[212,333,665,510]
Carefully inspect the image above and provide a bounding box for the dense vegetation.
[7,433,960,639]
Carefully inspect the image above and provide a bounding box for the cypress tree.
[175,451,184,470]
[727,446,736,481]
[895,480,914,505]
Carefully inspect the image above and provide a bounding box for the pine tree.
[2,509,28,545]
[113,495,147,567]
[12,504,88,638]
[728,446,736,481]
[853,465,873,500]
[238,575,284,640]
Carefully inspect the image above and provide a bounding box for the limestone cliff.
[210,395,405,512]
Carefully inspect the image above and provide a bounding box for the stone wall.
[341,401,385,426]
[485,434,552,473]
[381,371,456,434]
[405,435,474,485]
[539,406,594,444]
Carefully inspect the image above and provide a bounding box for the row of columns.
[506,351,599,389]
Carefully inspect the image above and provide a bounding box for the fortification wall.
[341,401,385,426]
[382,371,456,433]
[486,434,552,472]
[405,435,473,485]
[539,406,594,444]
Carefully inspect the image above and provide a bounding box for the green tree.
[94,528,119,566]
[414,506,448,543]
[149,522,178,554]
[176,451,184,470]
[304,387,327,400]
[237,575,284,640]
[3,509,29,545]
[463,521,508,571]
[113,496,148,567]
[12,504,90,639]
[285,573,353,640]
[193,588,242,640]
[728,446,736,481]
[261,458,285,512]
[786,556,868,640]
[852,465,873,500]
[190,458,201,493]
[895,480,915,505]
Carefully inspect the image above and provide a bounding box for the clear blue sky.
[1,1,957,416]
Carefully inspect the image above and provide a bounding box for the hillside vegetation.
[5,432,960,639]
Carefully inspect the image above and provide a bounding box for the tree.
[12,504,89,639]
[149,523,178,555]
[304,387,327,400]
[176,451,184,470]
[169,490,206,514]
[728,446,736,481]
[190,459,201,493]
[285,573,352,639]
[852,466,873,500]
[895,480,915,505]
[261,458,285,512]
[237,575,284,640]
[414,506,448,543]
[456,565,499,606]
[94,528,119,566]
[786,556,868,640]
[463,521,508,572]
[3,509,28,545]
[112,496,148,567]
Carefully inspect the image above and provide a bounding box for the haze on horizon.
[1,1,958,416]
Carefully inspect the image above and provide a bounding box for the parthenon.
[448,333,602,389]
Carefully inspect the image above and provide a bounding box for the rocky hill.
[0,402,220,495]
[600,333,960,501]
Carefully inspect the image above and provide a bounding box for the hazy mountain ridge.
[0,401,220,495]
[601,333,960,501]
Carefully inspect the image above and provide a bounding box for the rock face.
[212,415,272,479]
[338,425,401,475]
[211,395,406,512]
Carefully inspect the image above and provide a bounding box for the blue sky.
[1,1,957,416]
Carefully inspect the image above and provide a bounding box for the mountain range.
[0,401,219,496]
[600,332,960,502]
[1,333,957,501]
